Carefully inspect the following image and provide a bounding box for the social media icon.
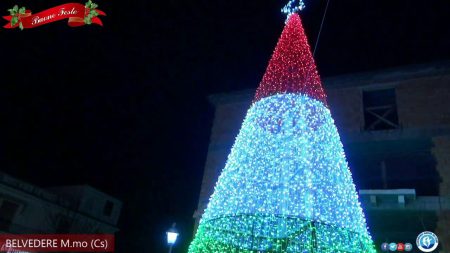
[416,231,439,252]
[381,243,389,251]
[389,242,398,251]
[397,243,405,251]
[405,243,413,251]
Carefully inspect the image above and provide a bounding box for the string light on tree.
[254,13,326,104]
[188,5,376,253]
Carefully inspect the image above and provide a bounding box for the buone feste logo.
[3,0,106,30]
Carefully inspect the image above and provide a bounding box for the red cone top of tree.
[254,13,327,105]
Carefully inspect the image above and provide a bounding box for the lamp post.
[166,223,178,253]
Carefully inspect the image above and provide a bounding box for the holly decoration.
[7,5,26,30]
[84,0,99,25]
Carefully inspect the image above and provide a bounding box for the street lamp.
[166,223,179,253]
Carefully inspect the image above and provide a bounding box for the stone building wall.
[324,74,450,133]
[432,135,450,252]
[397,76,450,129]
[326,87,363,132]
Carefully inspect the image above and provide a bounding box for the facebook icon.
[381,243,389,251]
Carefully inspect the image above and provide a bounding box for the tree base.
[189,214,376,253]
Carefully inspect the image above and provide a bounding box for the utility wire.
[313,0,331,57]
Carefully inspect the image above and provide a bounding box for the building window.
[363,88,399,131]
[103,201,114,217]
[0,200,19,231]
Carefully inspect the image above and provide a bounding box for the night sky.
[1,0,450,252]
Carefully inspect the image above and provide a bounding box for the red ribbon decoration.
[3,3,106,29]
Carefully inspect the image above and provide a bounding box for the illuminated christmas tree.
[188,10,376,253]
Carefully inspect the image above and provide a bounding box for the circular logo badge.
[416,231,439,252]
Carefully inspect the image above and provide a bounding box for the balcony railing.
[359,189,450,210]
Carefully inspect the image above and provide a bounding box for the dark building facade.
[0,171,122,236]
[194,62,450,252]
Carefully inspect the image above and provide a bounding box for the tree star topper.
[282,0,305,21]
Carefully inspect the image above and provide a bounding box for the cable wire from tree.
[313,0,331,57]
